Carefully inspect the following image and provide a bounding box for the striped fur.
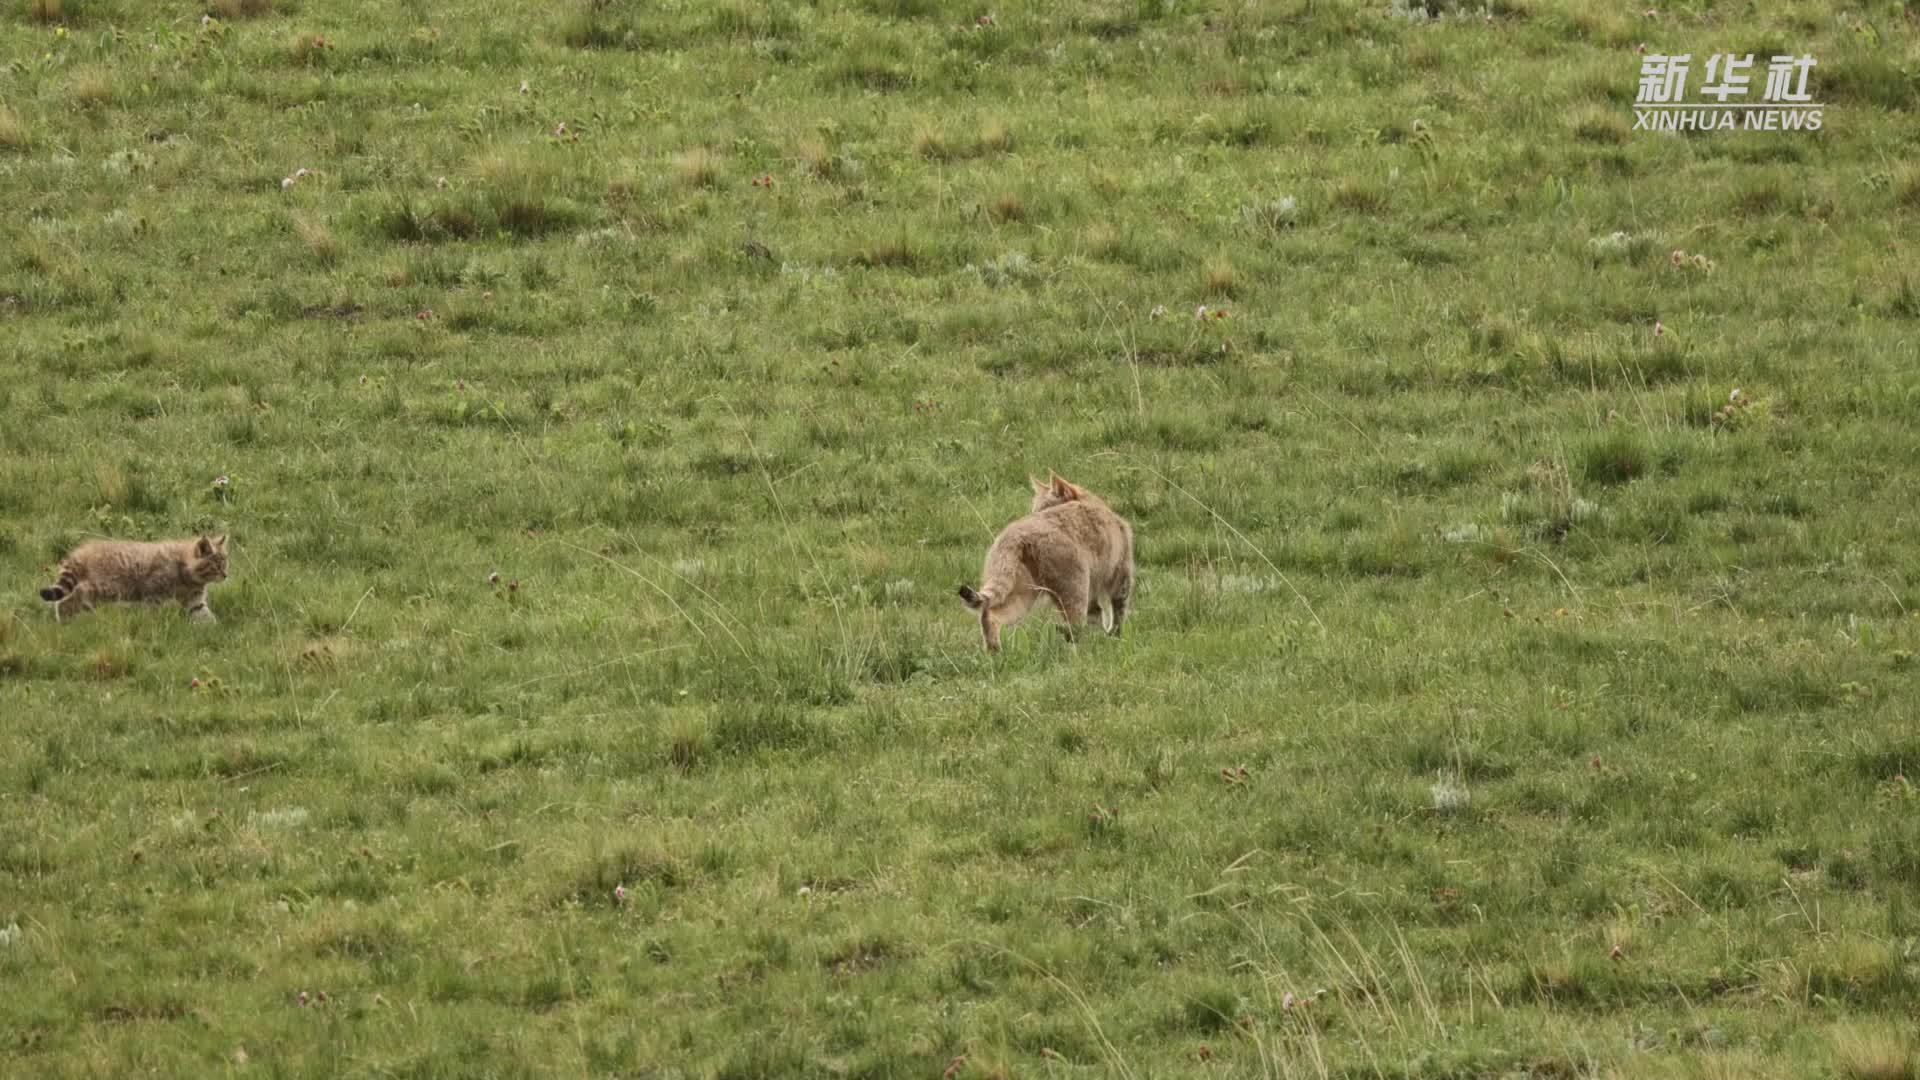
[39,566,79,602]
[40,534,230,622]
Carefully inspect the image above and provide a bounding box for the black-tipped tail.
[41,567,76,602]
[958,584,985,610]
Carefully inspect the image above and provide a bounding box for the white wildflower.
[248,807,309,830]
[1430,775,1471,813]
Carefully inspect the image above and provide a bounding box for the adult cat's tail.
[40,565,76,602]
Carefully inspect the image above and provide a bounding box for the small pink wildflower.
[297,991,309,1007]
[1653,320,1665,338]
[1670,249,1686,266]
[613,884,628,904]
[1282,991,1296,1012]
[488,571,500,586]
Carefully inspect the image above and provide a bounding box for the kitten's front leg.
[185,590,216,623]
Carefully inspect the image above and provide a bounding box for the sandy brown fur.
[40,535,230,623]
[958,473,1134,652]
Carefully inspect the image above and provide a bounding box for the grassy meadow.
[5,0,1920,1075]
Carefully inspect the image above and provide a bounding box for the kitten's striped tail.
[40,566,77,602]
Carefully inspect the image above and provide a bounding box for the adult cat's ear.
[214,534,228,550]
[196,536,214,557]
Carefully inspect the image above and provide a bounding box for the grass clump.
[671,147,721,189]
[0,107,25,150]
[68,67,114,110]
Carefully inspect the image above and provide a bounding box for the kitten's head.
[192,535,229,583]
[1029,471,1087,513]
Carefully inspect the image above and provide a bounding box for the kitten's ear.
[195,536,214,557]
[214,534,228,550]
[1029,474,1047,494]
[1050,473,1075,499]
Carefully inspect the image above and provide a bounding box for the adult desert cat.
[958,473,1134,652]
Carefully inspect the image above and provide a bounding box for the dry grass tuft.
[671,147,721,189]
[1330,175,1388,214]
[295,638,353,671]
[288,31,329,65]
[987,191,1025,224]
[977,118,1012,155]
[855,235,917,269]
[1894,165,1920,212]
[474,153,534,187]
[1835,1025,1916,1080]
[1204,257,1236,297]
[1570,105,1629,144]
[70,66,115,110]
[93,461,129,505]
[0,107,25,151]
[798,138,836,180]
[911,124,949,161]
[294,215,340,265]
[90,649,132,681]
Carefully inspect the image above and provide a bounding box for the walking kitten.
[958,473,1135,652]
[40,535,230,622]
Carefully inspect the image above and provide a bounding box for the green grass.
[3,0,1920,1076]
